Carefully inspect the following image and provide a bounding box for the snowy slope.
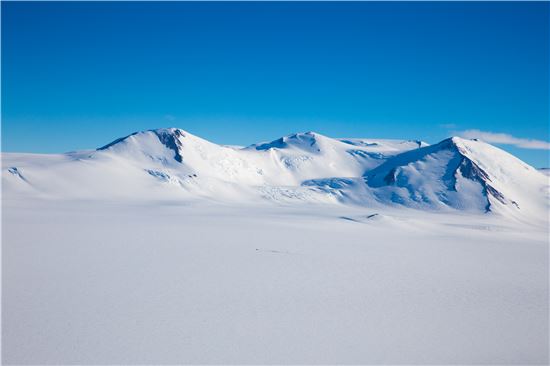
[361,137,549,220]
[3,128,548,219]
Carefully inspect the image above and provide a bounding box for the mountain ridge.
[3,127,548,220]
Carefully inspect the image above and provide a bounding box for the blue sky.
[2,2,549,167]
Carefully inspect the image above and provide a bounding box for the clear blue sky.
[2,1,549,167]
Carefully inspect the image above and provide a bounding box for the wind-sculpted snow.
[2,128,549,220]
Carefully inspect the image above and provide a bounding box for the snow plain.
[2,128,549,364]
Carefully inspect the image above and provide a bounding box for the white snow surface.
[2,128,549,364]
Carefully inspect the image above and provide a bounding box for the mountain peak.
[97,127,200,163]
[250,131,329,152]
[151,127,190,137]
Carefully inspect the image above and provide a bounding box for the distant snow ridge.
[3,127,548,218]
[250,132,323,153]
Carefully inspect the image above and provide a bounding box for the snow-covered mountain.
[3,127,548,219]
[362,137,548,216]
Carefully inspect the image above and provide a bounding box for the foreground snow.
[2,198,548,364]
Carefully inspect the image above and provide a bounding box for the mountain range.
[4,128,548,221]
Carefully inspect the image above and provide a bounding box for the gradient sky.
[2,1,549,167]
